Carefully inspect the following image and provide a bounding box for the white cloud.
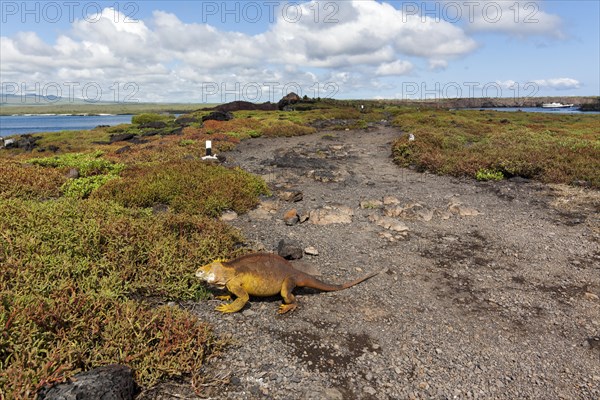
[465,1,564,38]
[265,1,477,67]
[376,60,413,76]
[428,59,448,71]
[532,78,581,90]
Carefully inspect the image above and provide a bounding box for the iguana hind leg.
[215,280,249,313]
[278,277,298,314]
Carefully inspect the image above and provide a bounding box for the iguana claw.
[278,303,297,314]
[215,304,237,313]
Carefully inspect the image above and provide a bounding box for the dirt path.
[143,126,599,399]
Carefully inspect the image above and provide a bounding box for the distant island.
[1,95,598,115]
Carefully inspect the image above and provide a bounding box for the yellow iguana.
[195,252,380,314]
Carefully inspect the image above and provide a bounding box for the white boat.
[542,102,574,108]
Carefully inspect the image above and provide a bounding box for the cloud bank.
[0,0,578,102]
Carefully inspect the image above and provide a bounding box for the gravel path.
[144,125,599,399]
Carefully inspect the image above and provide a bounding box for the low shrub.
[27,151,125,198]
[476,168,504,181]
[28,151,124,177]
[261,120,316,137]
[0,198,238,399]
[93,160,270,216]
[392,109,600,187]
[0,160,66,200]
[131,113,175,125]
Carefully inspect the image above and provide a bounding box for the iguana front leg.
[215,279,249,313]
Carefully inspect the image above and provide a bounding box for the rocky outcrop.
[213,101,277,112]
[202,111,233,122]
[175,115,201,126]
[278,92,302,111]
[138,121,167,129]
[37,364,137,400]
[1,134,39,151]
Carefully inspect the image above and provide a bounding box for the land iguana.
[195,252,381,314]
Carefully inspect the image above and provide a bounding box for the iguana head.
[195,259,228,288]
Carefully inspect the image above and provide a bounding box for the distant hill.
[0,94,116,106]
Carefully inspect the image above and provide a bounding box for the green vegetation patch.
[94,160,270,217]
[28,151,125,198]
[131,113,176,125]
[392,109,600,187]
[260,120,317,137]
[28,150,123,176]
[0,198,238,398]
[476,168,505,181]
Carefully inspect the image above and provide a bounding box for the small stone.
[277,239,303,260]
[2,138,15,148]
[152,204,169,214]
[309,205,353,225]
[299,211,310,223]
[438,210,452,220]
[389,221,409,232]
[383,206,404,218]
[115,145,131,155]
[363,386,377,395]
[304,246,319,256]
[283,209,299,226]
[323,388,344,400]
[584,292,599,301]
[383,196,400,205]
[417,209,434,222]
[360,199,383,209]
[242,309,256,317]
[220,210,238,221]
[585,336,600,349]
[66,168,80,179]
[279,190,303,202]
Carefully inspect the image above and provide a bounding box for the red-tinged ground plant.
[0,198,238,399]
[0,159,66,200]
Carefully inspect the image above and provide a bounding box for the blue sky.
[1,1,598,103]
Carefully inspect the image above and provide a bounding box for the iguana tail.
[298,269,383,292]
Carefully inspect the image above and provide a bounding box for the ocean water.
[0,114,134,137]
[462,107,599,114]
[1,108,597,138]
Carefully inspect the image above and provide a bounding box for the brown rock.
[283,208,299,225]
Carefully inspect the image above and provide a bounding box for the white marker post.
[202,140,218,160]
